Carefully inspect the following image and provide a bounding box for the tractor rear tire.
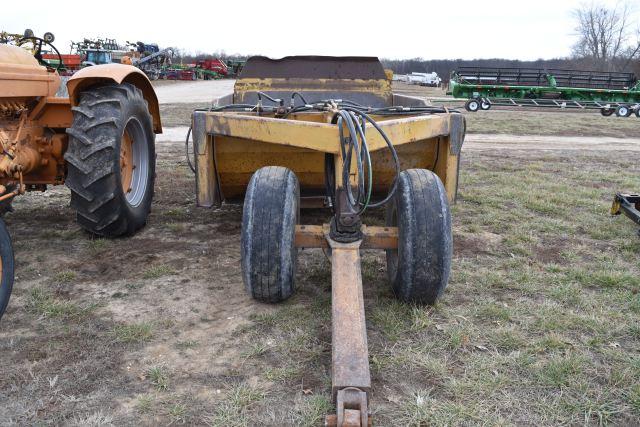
[65,83,155,237]
[386,169,452,304]
[0,218,14,321]
[241,166,300,303]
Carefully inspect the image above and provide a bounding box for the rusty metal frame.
[327,237,371,425]
[292,223,398,425]
[192,109,463,208]
[198,110,452,153]
[295,224,397,249]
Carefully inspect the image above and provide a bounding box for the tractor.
[0,32,161,320]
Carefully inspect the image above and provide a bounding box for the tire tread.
[241,166,299,303]
[386,169,452,304]
[65,83,155,236]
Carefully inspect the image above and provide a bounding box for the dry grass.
[232,148,640,425]
[464,109,640,138]
[0,131,638,424]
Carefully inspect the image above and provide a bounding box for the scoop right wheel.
[0,218,15,321]
[241,166,300,303]
[386,169,452,304]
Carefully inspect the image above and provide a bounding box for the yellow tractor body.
[0,35,161,321]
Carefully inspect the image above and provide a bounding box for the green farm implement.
[448,67,640,117]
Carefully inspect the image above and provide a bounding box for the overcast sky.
[3,0,638,60]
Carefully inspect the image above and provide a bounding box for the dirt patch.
[532,236,571,264]
[454,230,503,257]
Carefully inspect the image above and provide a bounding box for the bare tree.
[571,1,635,69]
[623,29,640,62]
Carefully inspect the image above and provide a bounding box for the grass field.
[465,110,640,138]
[158,82,640,139]
[1,137,638,425]
[219,148,640,425]
[0,81,639,425]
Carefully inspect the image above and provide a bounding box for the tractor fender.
[67,64,162,133]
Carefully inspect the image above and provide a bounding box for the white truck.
[408,72,441,87]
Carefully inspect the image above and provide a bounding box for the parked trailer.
[449,67,640,117]
[163,68,197,80]
[394,72,441,86]
[190,55,464,425]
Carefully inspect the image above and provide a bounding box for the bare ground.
[153,80,235,104]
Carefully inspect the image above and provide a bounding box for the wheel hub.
[120,119,150,208]
[120,130,134,196]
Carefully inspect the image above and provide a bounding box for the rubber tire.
[65,83,155,237]
[241,166,299,303]
[386,169,452,304]
[615,105,631,117]
[0,219,14,321]
[465,99,480,112]
[480,99,491,110]
[635,107,640,118]
[600,108,614,117]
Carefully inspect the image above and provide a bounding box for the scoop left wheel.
[241,166,300,303]
[0,218,14,321]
